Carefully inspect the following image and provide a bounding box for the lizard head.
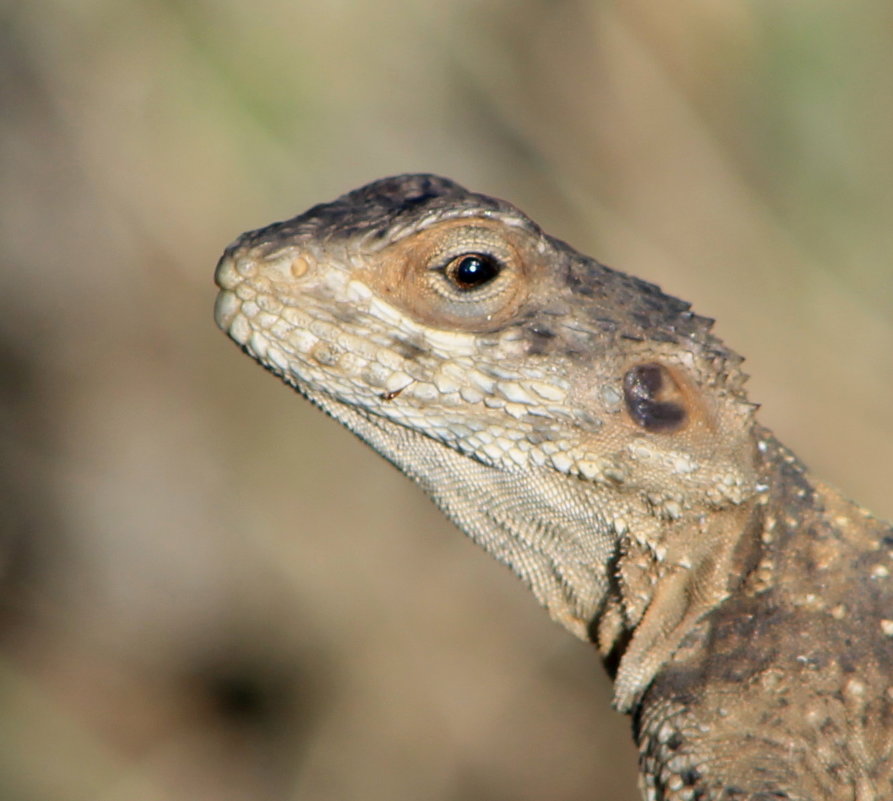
[214,174,760,641]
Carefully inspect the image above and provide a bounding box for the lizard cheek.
[622,363,688,433]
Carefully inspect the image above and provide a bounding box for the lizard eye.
[376,220,528,331]
[444,253,502,291]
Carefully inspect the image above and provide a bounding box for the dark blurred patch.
[0,12,51,624]
[176,637,335,800]
[0,329,67,640]
[0,9,85,641]
[209,666,280,726]
[189,645,329,742]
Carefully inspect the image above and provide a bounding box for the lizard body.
[214,174,893,800]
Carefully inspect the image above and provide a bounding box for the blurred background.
[1,1,891,800]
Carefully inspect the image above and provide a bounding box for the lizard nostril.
[236,255,258,277]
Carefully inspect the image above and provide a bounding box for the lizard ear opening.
[623,363,687,433]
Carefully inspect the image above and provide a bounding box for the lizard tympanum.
[214,174,893,800]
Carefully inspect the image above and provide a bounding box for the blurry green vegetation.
[1,2,891,800]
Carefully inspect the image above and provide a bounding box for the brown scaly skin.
[637,431,893,799]
[213,175,893,800]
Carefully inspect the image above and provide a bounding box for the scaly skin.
[214,174,893,800]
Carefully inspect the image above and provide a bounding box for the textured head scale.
[215,174,759,661]
[215,175,893,789]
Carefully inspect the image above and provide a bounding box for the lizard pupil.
[448,254,501,290]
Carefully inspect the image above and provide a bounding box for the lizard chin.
[291,379,614,641]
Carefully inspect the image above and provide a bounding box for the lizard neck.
[595,427,768,711]
[598,422,874,711]
[630,428,893,798]
[736,424,890,610]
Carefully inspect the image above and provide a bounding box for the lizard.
[213,173,893,800]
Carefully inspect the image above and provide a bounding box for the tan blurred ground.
[1,2,891,800]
